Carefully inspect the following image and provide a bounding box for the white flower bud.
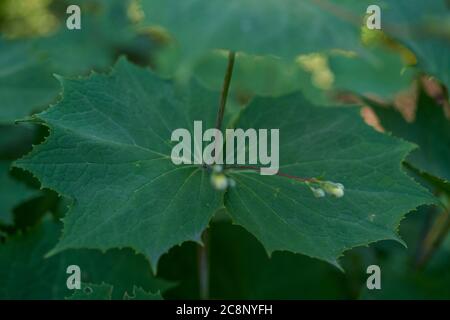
[323,181,345,198]
[311,187,325,198]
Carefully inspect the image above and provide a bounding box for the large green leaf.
[16,59,433,269]
[0,39,59,124]
[225,93,434,265]
[0,161,38,225]
[371,90,450,193]
[141,0,368,67]
[16,58,223,267]
[0,218,168,299]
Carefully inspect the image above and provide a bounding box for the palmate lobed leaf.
[15,58,434,269]
[16,58,223,267]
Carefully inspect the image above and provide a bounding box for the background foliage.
[0,0,449,299]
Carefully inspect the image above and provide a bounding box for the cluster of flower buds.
[210,165,236,191]
[307,180,345,198]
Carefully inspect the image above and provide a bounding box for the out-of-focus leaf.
[0,161,38,225]
[0,219,170,299]
[0,124,38,160]
[381,0,450,92]
[371,89,450,193]
[361,223,450,300]
[329,46,415,99]
[141,0,369,72]
[209,221,351,299]
[0,38,59,124]
[194,51,308,98]
[35,0,136,76]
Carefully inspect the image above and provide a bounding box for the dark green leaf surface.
[0,124,38,160]
[0,218,168,299]
[16,59,223,267]
[226,93,434,265]
[209,222,351,299]
[16,59,434,268]
[0,161,37,224]
[361,207,450,299]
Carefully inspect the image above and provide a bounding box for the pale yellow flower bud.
[322,181,345,198]
[211,173,228,191]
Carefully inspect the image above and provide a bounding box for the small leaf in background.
[35,0,137,76]
[371,89,450,192]
[380,0,450,93]
[329,46,415,100]
[0,39,59,124]
[0,219,169,299]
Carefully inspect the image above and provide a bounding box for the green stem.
[215,51,236,131]
[198,230,210,299]
[198,50,236,300]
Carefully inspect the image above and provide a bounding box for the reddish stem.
[227,165,318,183]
